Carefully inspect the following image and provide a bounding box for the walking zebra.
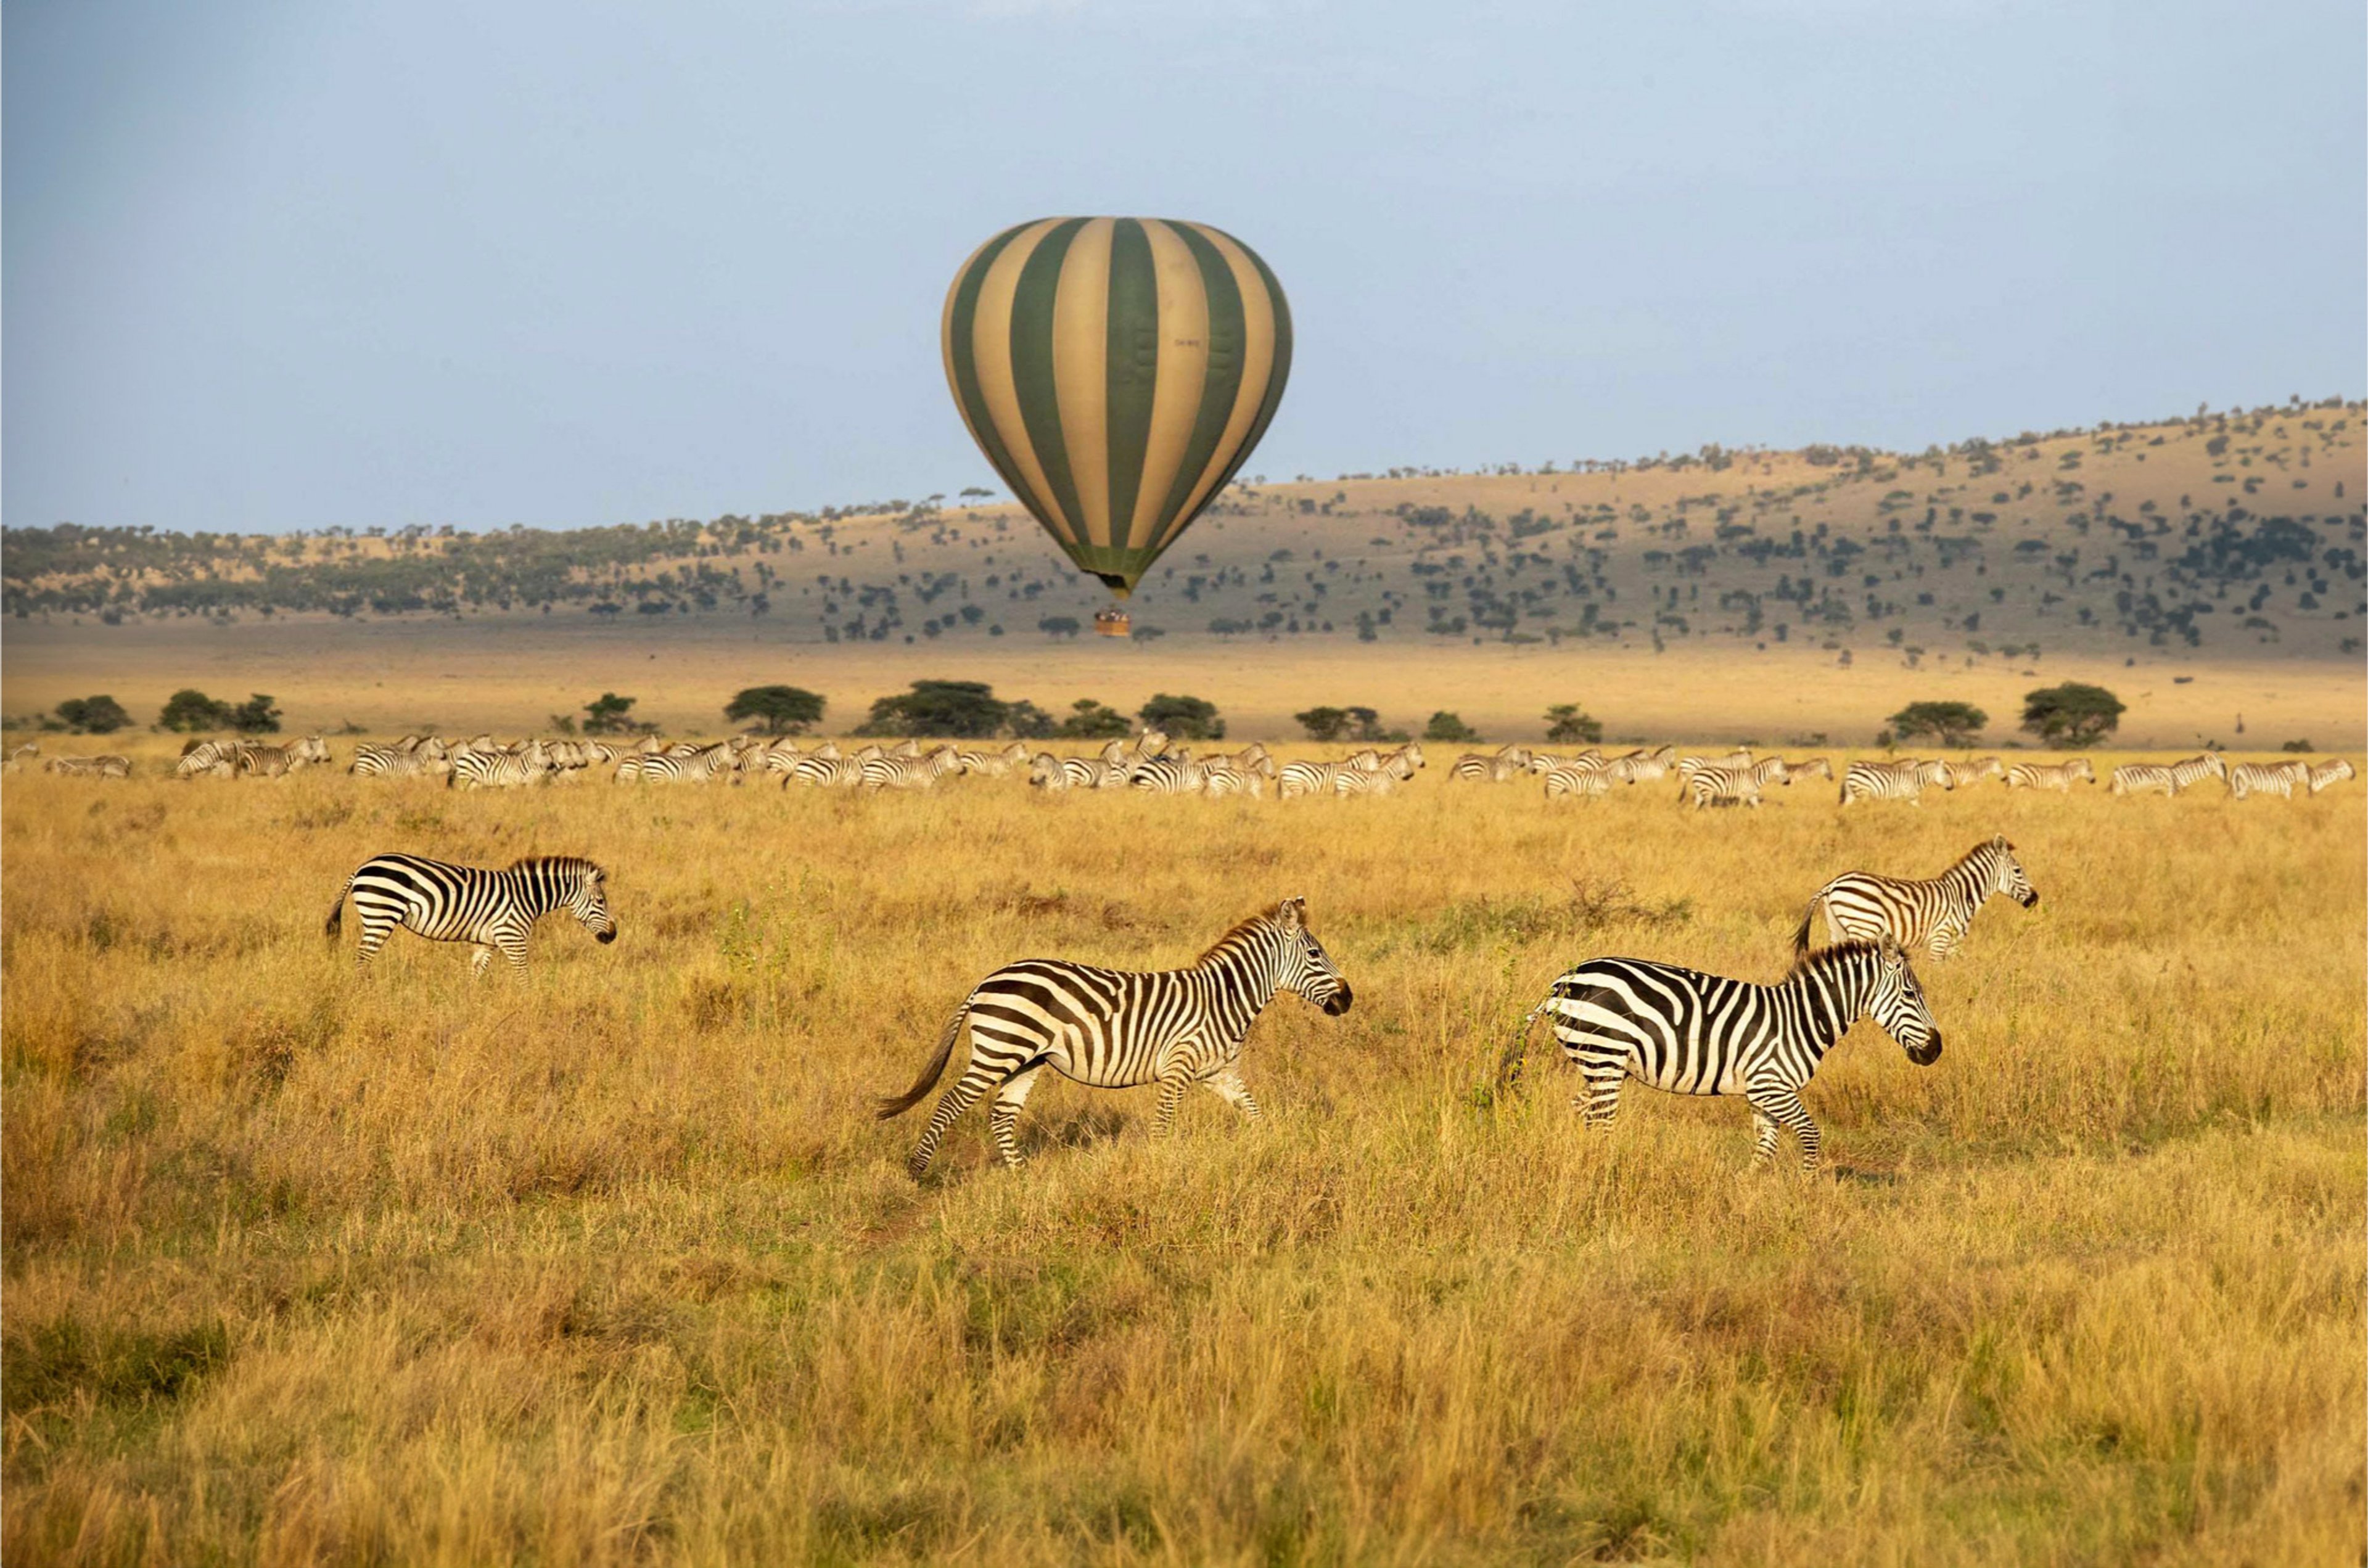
[630,741,746,784]
[450,741,555,790]
[2109,753,2226,797]
[174,739,250,779]
[1027,753,1101,791]
[236,736,331,778]
[1779,756,1834,782]
[1952,757,2005,786]
[1451,746,1534,782]
[1277,760,1350,800]
[1794,835,2037,961]
[878,896,1352,1176]
[1131,754,1210,795]
[1199,760,1265,798]
[860,745,961,790]
[1502,938,1941,1172]
[324,853,617,976]
[956,742,1029,778]
[2004,758,2094,792]
[1332,765,1402,797]
[1682,758,1786,810]
[2308,758,2356,794]
[1839,758,1952,805]
[1542,757,1611,799]
[1607,745,1677,785]
[2226,759,2311,800]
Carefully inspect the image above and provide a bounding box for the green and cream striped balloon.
[942,217,1293,598]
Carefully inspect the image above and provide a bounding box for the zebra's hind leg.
[1202,1067,1264,1121]
[1574,1064,1623,1131]
[908,1047,1006,1179]
[470,945,497,979]
[987,1065,1044,1168]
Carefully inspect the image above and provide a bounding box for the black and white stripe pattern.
[44,754,133,779]
[860,745,962,790]
[2004,758,2094,791]
[1794,834,2038,961]
[879,897,1353,1175]
[450,741,556,790]
[1542,753,1611,799]
[1680,758,1785,810]
[236,736,331,778]
[2109,753,2226,797]
[324,853,618,976]
[1606,745,1677,785]
[1451,746,1534,783]
[2308,758,2356,794]
[1505,938,1941,1172]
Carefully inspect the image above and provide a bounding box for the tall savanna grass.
[4,739,2361,1565]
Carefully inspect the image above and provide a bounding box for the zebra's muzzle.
[1322,985,1354,1016]
[2020,890,2041,908]
[596,928,618,944]
[1907,1033,1942,1065]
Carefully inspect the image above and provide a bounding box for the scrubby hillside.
[6,400,2362,664]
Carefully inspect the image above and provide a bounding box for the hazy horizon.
[7,1,2362,537]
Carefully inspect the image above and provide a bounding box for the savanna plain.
[4,733,2362,1567]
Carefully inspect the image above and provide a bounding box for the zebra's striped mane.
[504,855,602,877]
[1783,938,1889,983]
[1196,909,1287,966]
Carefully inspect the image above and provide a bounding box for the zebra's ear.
[1276,896,1306,928]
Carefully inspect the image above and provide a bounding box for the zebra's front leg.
[469,945,497,979]
[1202,1066,1263,1121]
[987,1065,1043,1168]
[1748,1087,1822,1173]
[1574,1064,1623,1131]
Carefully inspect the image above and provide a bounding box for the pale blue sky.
[6,0,2361,535]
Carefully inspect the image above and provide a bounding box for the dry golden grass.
[4,737,2362,1566]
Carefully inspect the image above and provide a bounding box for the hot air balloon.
[942,217,1292,635]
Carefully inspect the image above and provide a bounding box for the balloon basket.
[1093,609,1132,638]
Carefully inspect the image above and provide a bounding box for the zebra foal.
[1794,835,2037,961]
[325,853,617,976]
[1504,938,1941,1172]
[879,897,1354,1176]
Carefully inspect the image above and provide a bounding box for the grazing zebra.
[1331,765,1402,797]
[1026,752,1097,791]
[1451,746,1533,782]
[44,754,132,778]
[1200,760,1265,798]
[1840,758,1953,806]
[1794,835,2038,961]
[174,738,251,779]
[1779,756,1834,782]
[630,741,747,784]
[450,741,555,790]
[878,896,1353,1176]
[2308,758,2356,794]
[1607,745,1677,785]
[2004,758,2094,792]
[2109,753,2227,797]
[1502,938,1941,1172]
[2226,759,2312,800]
[324,853,617,976]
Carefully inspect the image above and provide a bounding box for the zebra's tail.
[1791,893,1823,957]
[324,872,356,943]
[876,997,972,1120]
[1495,991,1555,1093]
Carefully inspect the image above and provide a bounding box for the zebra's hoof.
[905,1153,933,1181]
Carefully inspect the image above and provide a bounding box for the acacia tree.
[1139,694,1223,740]
[160,689,235,731]
[725,685,825,735]
[1056,699,1131,739]
[1424,712,1480,743]
[2021,683,2124,747]
[1544,703,1603,744]
[582,693,641,734]
[54,696,132,734]
[1888,700,1989,747]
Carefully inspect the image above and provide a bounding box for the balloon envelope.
[942,217,1292,598]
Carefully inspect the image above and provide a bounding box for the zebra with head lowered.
[2110,753,2226,797]
[1503,938,1941,1172]
[879,895,1354,1176]
[44,754,133,778]
[2308,758,2356,794]
[2005,758,2094,792]
[1606,745,1677,785]
[236,735,331,778]
[325,853,617,977]
[1794,834,2038,962]
[1840,757,1953,806]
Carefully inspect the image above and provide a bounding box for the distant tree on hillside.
[725,685,825,735]
[1296,707,1350,742]
[54,695,131,734]
[858,680,1013,739]
[2020,683,2124,747]
[1038,616,1082,639]
[1139,694,1224,741]
[1888,700,1989,747]
[583,693,641,734]
[228,694,282,734]
[1544,704,1603,744]
[1056,700,1131,740]
[1424,712,1481,743]
[160,689,236,732]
